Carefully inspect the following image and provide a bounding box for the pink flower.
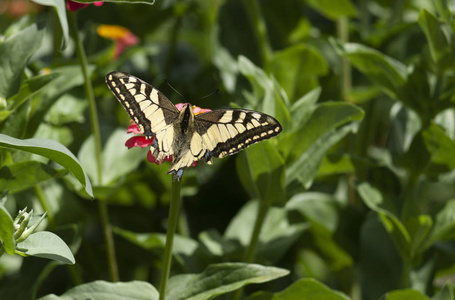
[97,25,139,59]
[66,0,103,11]
[125,104,211,167]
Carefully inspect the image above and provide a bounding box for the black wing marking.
[105,71,179,137]
[194,109,282,159]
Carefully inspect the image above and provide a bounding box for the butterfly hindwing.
[194,109,282,159]
[105,71,179,136]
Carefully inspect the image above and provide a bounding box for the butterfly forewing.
[105,71,179,136]
[194,109,282,158]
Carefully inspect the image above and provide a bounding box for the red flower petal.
[66,0,88,11]
[125,136,153,149]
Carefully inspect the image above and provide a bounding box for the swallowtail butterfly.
[106,71,282,180]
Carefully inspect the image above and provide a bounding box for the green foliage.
[1,0,455,300]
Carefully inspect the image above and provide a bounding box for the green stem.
[232,200,269,300]
[244,0,272,67]
[159,179,182,300]
[337,16,351,103]
[69,12,119,282]
[68,12,103,184]
[34,185,55,229]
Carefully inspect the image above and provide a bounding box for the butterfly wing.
[105,71,179,137]
[194,109,282,161]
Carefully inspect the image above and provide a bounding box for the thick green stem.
[159,179,182,300]
[69,12,119,282]
[244,0,272,67]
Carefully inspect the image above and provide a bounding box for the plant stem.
[34,185,55,229]
[69,12,119,282]
[244,0,272,67]
[159,179,182,300]
[232,200,269,300]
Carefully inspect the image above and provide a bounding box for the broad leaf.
[357,183,411,261]
[0,134,93,197]
[0,204,15,255]
[0,161,66,194]
[37,280,158,300]
[31,0,69,50]
[236,142,285,205]
[418,9,450,64]
[306,0,357,19]
[246,278,350,300]
[16,231,75,264]
[380,289,429,300]
[423,124,455,169]
[0,24,44,99]
[269,44,328,100]
[166,263,289,300]
[425,199,455,247]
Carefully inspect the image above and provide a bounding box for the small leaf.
[16,231,75,264]
[0,134,93,197]
[37,280,158,300]
[426,199,455,246]
[432,284,454,300]
[166,263,289,300]
[423,124,455,169]
[0,204,15,255]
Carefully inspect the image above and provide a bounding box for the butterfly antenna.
[164,79,186,101]
[197,88,219,101]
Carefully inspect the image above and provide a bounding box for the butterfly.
[106,71,282,180]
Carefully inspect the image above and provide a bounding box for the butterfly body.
[106,71,282,180]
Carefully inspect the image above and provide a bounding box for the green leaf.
[0,161,66,194]
[381,289,429,300]
[0,23,44,99]
[357,183,411,261]
[306,0,357,19]
[269,44,328,100]
[251,278,350,300]
[426,199,455,247]
[418,9,450,63]
[16,231,75,264]
[224,200,309,263]
[422,124,455,169]
[289,87,320,132]
[31,0,69,50]
[405,215,432,256]
[37,280,158,300]
[236,142,285,205]
[286,193,339,233]
[432,284,455,300]
[166,263,289,300]
[284,102,364,188]
[331,39,407,99]
[1,73,59,122]
[0,203,15,255]
[0,134,93,198]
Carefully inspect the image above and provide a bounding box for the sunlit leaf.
[166,263,289,300]
[0,203,15,255]
[37,280,158,300]
[16,231,75,264]
[0,134,93,197]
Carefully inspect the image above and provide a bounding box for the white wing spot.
[238,112,246,121]
[251,119,261,127]
[235,124,246,133]
[261,132,267,137]
[134,94,146,101]
[268,130,273,134]
[275,127,280,132]
[252,113,262,119]
[246,123,254,130]
[129,77,137,83]
[219,111,233,123]
[124,83,135,89]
